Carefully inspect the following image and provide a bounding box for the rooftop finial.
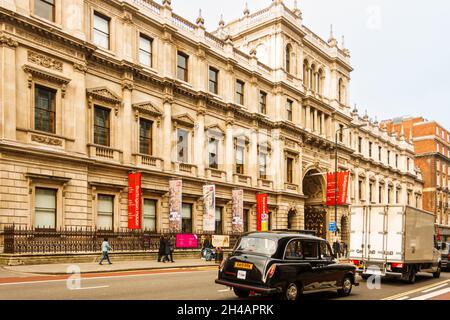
[328,24,337,47]
[219,14,225,27]
[293,0,302,18]
[196,9,205,27]
[244,2,250,16]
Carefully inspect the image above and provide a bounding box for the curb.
[2,263,219,276]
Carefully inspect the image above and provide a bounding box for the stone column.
[321,113,325,137]
[72,63,88,154]
[272,129,283,191]
[225,120,234,183]
[195,108,205,178]
[0,36,18,140]
[162,96,173,172]
[354,171,360,204]
[313,109,318,133]
[249,127,258,187]
[305,106,311,131]
[121,80,133,165]
[375,177,380,204]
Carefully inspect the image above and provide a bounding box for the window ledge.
[30,14,62,30]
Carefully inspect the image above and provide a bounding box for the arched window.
[310,64,316,91]
[318,69,324,95]
[303,59,309,88]
[285,45,292,74]
[338,78,344,103]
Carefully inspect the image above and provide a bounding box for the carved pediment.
[132,102,163,117]
[172,113,195,128]
[23,64,71,86]
[87,87,121,106]
[205,124,225,136]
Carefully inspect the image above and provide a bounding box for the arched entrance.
[303,169,327,239]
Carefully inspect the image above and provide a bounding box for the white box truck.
[349,205,442,283]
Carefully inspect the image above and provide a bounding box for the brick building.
[382,117,450,240]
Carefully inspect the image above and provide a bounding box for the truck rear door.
[367,206,386,262]
[385,206,404,262]
[349,206,366,261]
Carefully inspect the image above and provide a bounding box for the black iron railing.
[3,225,241,254]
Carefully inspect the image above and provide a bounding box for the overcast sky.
[171,0,450,129]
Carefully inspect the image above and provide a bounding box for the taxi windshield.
[235,237,277,256]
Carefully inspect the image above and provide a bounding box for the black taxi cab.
[215,232,358,300]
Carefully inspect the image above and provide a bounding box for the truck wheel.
[433,264,441,279]
[406,268,417,284]
[233,288,250,298]
[337,276,353,297]
[284,282,303,301]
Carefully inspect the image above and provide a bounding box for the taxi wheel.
[233,288,250,298]
[337,276,353,297]
[284,282,302,301]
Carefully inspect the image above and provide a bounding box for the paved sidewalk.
[1,258,219,276]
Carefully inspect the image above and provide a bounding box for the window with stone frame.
[93,12,110,50]
[286,157,294,184]
[143,199,157,232]
[182,203,192,234]
[215,207,223,234]
[34,85,56,134]
[209,67,219,94]
[139,34,153,67]
[97,194,114,230]
[286,99,293,122]
[94,106,111,147]
[259,91,267,115]
[259,151,268,180]
[235,143,245,175]
[177,128,189,163]
[235,80,245,105]
[139,118,153,155]
[208,137,219,169]
[243,209,249,232]
[34,0,55,22]
[34,187,57,229]
[177,51,189,82]
[379,185,383,203]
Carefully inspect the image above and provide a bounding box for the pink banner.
[176,234,198,249]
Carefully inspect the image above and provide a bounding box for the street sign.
[329,222,337,232]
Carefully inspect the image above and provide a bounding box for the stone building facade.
[382,116,450,240]
[0,0,423,252]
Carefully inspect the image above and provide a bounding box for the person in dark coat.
[333,240,341,259]
[158,235,166,262]
[166,236,175,263]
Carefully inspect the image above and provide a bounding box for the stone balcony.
[284,183,299,193]
[233,174,252,187]
[205,168,227,182]
[134,154,164,171]
[172,162,197,177]
[88,144,122,163]
[258,178,273,190]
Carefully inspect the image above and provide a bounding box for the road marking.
[395,296,409,301]
[217,289,230,292]
[421,283,449,293]
[0,269,216,287]
[409,288,450,301]
[382,279,450,300]
[71,286,110,291]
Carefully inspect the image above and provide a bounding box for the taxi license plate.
[234,262,253,270]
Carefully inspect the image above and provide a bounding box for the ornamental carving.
[31,134,63,147]
[73,63,88,73]
[0,33,18,48]
[28,51,63,72]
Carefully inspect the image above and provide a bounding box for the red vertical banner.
[128,172,142,230]
[326,171,350,206]
[256,194,269,232]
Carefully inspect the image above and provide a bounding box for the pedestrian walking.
[158,235,166,262]
[99,238,112,265]
[333,239,341,259]
[167,236,175,263]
